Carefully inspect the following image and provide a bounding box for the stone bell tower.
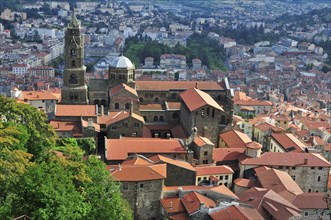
[61,12,88,104]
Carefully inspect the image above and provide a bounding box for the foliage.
[0,96,56,159]
[0,122,29,151]
[236,112,256,119]
[124,33,226,70]
[56,137,96,155]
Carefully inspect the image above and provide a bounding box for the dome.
[111,55,134,69]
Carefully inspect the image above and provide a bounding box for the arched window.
[70,49,76,56]
[153,116,158,121]
[94,100,100,106]
[154,97,159,102]
[125,103,130,109]
[159,116,164,121]
[172,113,179,119]
[71,60,76,67]
[143,116,147,122]
[139,97,144,102]
[115,103,119,109]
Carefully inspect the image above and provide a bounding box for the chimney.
[101,105,104,116]
[178,187,184,198]
[88,118,93,127]
[304,158,308,165]
[195,82,198,89]
[130,100,133,115]
[200,202,205,210]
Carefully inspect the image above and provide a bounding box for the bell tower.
[61,12,88,104]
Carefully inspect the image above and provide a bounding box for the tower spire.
[68,10,79,28]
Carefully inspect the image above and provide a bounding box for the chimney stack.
[101,105,104,116]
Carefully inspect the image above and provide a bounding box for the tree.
[0,96,56,159]
[0,122,29,151]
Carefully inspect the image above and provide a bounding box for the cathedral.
[57,13,233,148]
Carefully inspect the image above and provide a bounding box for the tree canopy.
[0,96,133,219]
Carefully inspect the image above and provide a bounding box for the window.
[204,151,208,156]
[134,123,139,128]
[139,97,144,102]
[71,60,76,67]
[304,212,308,216]
[206,107,210,117]
[154,97,159,102]
[115,103,119,109]
[171,93,176,99]
[308,189,312,193]
[198,177,201,182]
[292,167,296,170]
[318,176,321,182]
[225,175,229,180]
[172,113,179,119]
[201,108,204,116]
[143,116,147,121]
[203,177,207,180]
[159,116,164,121]
[212,109,215,118]
[203,159,208,164]
[224,182,228,187]
[125,103,130,109]
[122,182,128,190]
[111,74,115,79]
[311,167,315,170]
[111,126,116,131]
[140,183,144,188]
[279,166,283,169]
[123,123,128,127]
[221,115,226,124]
[153,116,158,121]
[318,167,323,170]
[291,175,296,181]
[219,176,223,180]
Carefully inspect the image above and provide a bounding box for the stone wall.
[164,163,196,186]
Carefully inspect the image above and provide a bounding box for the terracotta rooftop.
[193,136,214,147]
[209,205,264,220]
[237,187,302,220]
[20,91,59,101]
[50,120,82,135]
[234,178,256,188]
[257,168,303,202]
[239,152,331,167]
[167,102,181,110]
[181,191,216,215]
[98,111,144,125]
[121,155,154,166]
[168,212,189,220]
[139,103,165,111]
[292,193,328,209]
[149,154,195,172]
[110,163,166,181]
[135,81,225,91]
[271,133,305,152]
[245,141,263,149]
[180,88,224,112]
[195,165,233,176]
[219,129,252,148]
[110,83,138,96]
[213,148,245,162]
[160,197,185,215]
[106,138,186,161]
[255,122,278,132]
[55,104,97,117]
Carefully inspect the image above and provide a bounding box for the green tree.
[0,122,29,151]
[0,96,55,159]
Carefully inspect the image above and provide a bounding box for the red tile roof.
[181,191,216,215]
[50,120,82,134]
[271,133,305,152]
[20,91,59,101]
[121,156,154,165]
[135,81,225,91]
[180,88,223,112]
[237,187,302,220]
[139,103,164,111]
[149,154,195,171]
[245,142,263,149]
[209,205,264,220]
[219,129,252,148]
[213,148,245,162]
[292,193,328,209]
[195,165,233,176]
[239,152,331,167]
[234,178,256,188]
[110,163,166,181]
[193,136,214,147]
[106,138,187,161]
[110,83,138,96]
[167,102,181,110]
[98,111,144,124]
[257,168,303,202]
[160,197,185,214]
[55,104,97,117]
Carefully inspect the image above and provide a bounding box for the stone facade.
[121,179,163,220]
[61,13,88,105]
[190,140,214,165]
[106,115,143,138]
[163,163,196,186]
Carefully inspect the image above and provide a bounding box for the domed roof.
[111,55,134,69]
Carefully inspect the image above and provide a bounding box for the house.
[237,187,302,219]
[208,205,264,220]
[292,193,329,220]
[195,165,234,188]
[234,91,273,115]
[160,54,186,69]
[253,122,284,147]
[19,91,60,115]
[12,63,29,75]
[190,135,214,165]
[110,163,166,220]
[239,152,331,193]
[180,88,228,144]
[149,154,196,186]
[218,129,252,148]
[105,137,189,164]
[269,133,306,153]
